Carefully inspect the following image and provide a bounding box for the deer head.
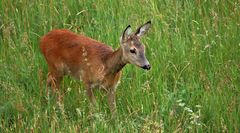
[120,21,151,70]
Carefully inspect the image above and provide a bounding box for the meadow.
[0,0,239,132]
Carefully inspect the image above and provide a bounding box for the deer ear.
[135,21,151,37]
[121,25,132,42]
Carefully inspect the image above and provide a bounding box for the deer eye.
[130,48,136,54]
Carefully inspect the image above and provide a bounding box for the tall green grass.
[0,0,239,132]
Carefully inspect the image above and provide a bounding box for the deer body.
[41,29,123,89]
[40,21,151,115]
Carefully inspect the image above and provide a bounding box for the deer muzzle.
[141,64,151,70]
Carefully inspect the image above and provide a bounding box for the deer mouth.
[141,64,151,70]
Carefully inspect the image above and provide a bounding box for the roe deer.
[40,21,151,115]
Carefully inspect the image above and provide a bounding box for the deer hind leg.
[47,71,63,93]
[47,71,64,103]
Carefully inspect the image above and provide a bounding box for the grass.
[0,0,239,132]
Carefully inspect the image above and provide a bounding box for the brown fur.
[40,29,125,114]
[40,21,151,116]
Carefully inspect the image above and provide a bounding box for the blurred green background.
[0,0,239,132]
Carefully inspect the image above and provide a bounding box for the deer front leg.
[86,85,97,106]
[85,84,98,117]
[107,88,117,117]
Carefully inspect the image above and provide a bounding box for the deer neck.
[105,47,126,75]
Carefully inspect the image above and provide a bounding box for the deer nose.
[141,64,151,70]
